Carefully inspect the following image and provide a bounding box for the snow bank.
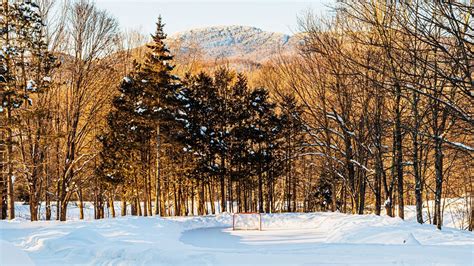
[256,212,472,245]
[0,240,34,266]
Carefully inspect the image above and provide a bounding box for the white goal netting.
[232,213,262,230]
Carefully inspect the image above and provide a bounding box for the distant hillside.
[168,25,298,63]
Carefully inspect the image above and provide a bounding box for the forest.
[0,0,472,232]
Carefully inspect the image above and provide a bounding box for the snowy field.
[1,206,473,266]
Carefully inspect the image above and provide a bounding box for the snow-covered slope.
[168,25,296,62]
[1,212,472,265]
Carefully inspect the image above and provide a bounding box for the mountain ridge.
[167,25,298,63]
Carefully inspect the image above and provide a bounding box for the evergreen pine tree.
[135,16,181,122]
[98,16,180,216]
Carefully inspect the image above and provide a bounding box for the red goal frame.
[232,212,262,231]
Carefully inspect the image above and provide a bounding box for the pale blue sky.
[95,0,334,35]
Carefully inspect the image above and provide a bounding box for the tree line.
[259,0,472,230]
[0,0,472,230]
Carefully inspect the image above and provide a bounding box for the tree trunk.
[143,187,148,217]
[343,131,355,213]
[220,174,225,213]
[198,180,205,215]
[374,153,383,216]
[1,180,6,220]
[29,194,39,221]
[228,174,233,213]
[384,130,398,218]
[292,168,297,212]
[173,181,178,216]
[147,157,152,216]
[342,184,347,213]
[358,171,366,215]
[331,174,337,212]
[45,157,51,221]
[141,147,149,217]
[191,180,195,215]
[412,92,423,224]
[121,198,127,216]
[185,186,190,216]
[469,206,473,231]
[6,105,15,220]
[94,176,100,219]
[0,130,6,219]
[258,171,264,213]
[266,173,273,213]
[56,180,61,220]
[286,146,291,212]
[164,172,170,216]
[60,199,68,221]
[208,181,215,214]
[131,198,137,216]
[110,197,115,218]
[59,177,69,221]
[395,86,404,219]
[154,126,162,216]
[434,137,444,230]
[220,154,226,213]
[179,180,185,215]
[237,179,242,213]
[98,185,104,219]
[243,181,248,212]
[134,175,141,216]
[78,188,84,220]
[374,95,383,216]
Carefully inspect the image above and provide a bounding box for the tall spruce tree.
[98,16,180,217]
[142,16,181,216]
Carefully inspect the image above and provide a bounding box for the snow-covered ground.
[1,209,473,265]
[12,197,472,230]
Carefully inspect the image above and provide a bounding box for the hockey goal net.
[232,212,262,230]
